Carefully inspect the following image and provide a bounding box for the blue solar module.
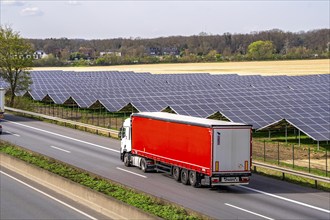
[1,70,329,141]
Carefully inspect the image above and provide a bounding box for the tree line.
[1,26,329,106]
[29,29,330,67]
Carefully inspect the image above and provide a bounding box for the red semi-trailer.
[119,112,252,187]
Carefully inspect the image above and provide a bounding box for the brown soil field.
[253,141,329,171]
[33,59,330,76]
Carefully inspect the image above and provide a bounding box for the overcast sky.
[1,0,329,39]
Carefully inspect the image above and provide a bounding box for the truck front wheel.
[173,166,180,182]
[181,169,189,185]
[140,158,147,172]
[124,153,131,167]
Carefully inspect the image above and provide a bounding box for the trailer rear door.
[212,127,251,174]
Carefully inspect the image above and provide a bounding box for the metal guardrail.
[4,107,329,187]
[4,107,120,138]
[253,161,330,187]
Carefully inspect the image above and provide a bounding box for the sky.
[0,0,329,39]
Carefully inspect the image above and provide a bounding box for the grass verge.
[253,156,329,177]
[252,166,330,192]
[0,140,204,220]
[6,110,119,139]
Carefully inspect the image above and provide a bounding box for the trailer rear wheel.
[140,158,147,173]
[181,169,189,185]
[173,166,181,182]
[124,153,131,167]
[189,171,201,188]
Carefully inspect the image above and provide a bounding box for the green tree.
[0,26,33,106]
[33,54,65,67]
[247,40,275,60]
[286,46,311,59]
[95,56,108,65]
[69,52,85,60]
[205,50,218,62]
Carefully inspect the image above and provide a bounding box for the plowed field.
[33,59,330,75]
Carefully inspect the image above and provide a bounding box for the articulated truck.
[120,112,252,187]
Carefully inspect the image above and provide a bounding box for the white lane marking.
[116,167,147,178]
[3,119,119,153]
[0,171,97,220]
[50,146,71,153]
[239,185,330,214]
[5,131,20,137]
[225,203,274,220]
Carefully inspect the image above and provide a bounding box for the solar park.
[1,70,329,143]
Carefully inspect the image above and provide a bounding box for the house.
[100,51,122,57]
[33,50,48,59]
[162,47,179,56]
[78,47,96,60]
[147,47,179,56]
[148,47,161,56]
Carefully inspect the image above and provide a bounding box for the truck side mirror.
[119,127,125,139]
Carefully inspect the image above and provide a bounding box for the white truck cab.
[119,118,132,162]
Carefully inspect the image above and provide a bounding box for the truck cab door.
[120,126,132,153]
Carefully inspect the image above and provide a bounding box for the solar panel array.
[1,70,329,141]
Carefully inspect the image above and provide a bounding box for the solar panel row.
[0,70,329,141]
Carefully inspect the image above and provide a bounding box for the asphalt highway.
[0,167,108,219]
[1,114,329,219]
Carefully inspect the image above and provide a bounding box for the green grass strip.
[252,156,329,177]
[0,141,203,220]
[252,166,330,192]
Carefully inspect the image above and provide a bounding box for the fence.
[252,161,330,188]
[15,101,128,131]
[253,140,329,177]
[5,107,120,138]
[8,98,330,177]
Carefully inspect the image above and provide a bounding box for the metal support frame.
[298,129,301,147]
[285,124,288,144]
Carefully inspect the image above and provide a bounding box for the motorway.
[1,114,329,220]
[0,167,108,219]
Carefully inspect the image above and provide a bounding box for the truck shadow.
[159,173,326,194]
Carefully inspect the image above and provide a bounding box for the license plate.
[221,177,239,182]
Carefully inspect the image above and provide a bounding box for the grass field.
[33,59,330,75]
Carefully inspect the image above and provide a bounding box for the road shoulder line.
[0,153,156,220]
[239,185,330,213]
[1,170,97,220]
[225,203,274,220]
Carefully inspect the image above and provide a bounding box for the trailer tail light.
[241,177,249,183]
[244,160,248,171]
[211,177,219,183]
[215,161,219,172]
